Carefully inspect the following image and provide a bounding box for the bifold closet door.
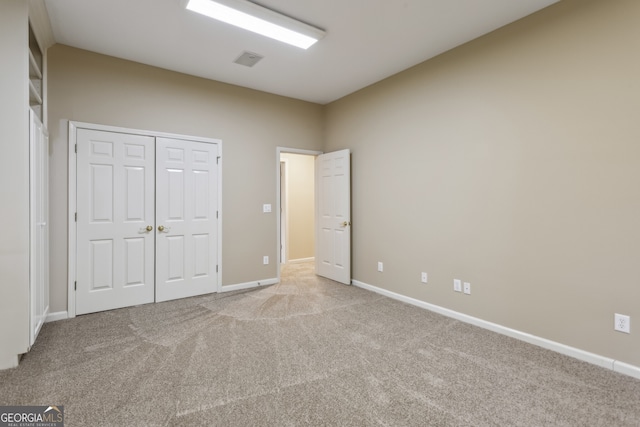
[155,137,219,302]
[76,130,156,315]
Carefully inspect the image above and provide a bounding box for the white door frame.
[68,121,223,318]
[276,147,322,283]
[280,159,288,265]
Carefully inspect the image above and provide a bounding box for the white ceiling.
[43,0,559,105]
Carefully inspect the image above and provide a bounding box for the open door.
[315,149,351,284]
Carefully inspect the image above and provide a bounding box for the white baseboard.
[352,279,640,381]
[46,311,68,323]
[613,361,640,379]
[287,257,315,264]
[221,278,278,293]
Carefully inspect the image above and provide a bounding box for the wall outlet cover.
[421,272,428,283]
[263,204,272,213]
[614,313,630,333]
[463,282,471,295]
[263,256,269,265]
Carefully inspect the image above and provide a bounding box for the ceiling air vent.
[234,51,264,67]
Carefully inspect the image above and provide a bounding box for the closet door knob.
[158,225,165,232]
[146,225,153,232]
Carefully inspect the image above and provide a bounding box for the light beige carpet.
[1,261,639,426]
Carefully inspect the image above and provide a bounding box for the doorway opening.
[276,148,321,282]
[276,147,352,285]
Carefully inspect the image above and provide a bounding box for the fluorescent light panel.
[186,0,325,49]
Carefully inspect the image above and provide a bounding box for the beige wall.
[47,45,324,312]
[325,0,640,366]
[281,153,315,261]
[0,0,30,368]
[43,0,640,368]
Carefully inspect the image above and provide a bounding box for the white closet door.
[30,109,49,345]
[155,137,219,302]
[76,129,156,315]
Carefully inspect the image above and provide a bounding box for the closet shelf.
[29,80,43,105]
[29,50,43,79]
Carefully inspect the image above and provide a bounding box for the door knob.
[158,225,165,232]
[341,221,351,227]
[146,225,153,232]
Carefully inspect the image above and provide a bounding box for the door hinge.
[74,281,77,291]
[216,265,219,273]
[75,212,77,222]
[217,156,220,164]
[75,144,77,153]
[216,211,219,219]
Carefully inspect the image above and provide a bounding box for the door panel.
[156,137,218,302]
[124,237,146,285]
[316,149,351,284]
[90,239,113,289]
[76,129,155,315]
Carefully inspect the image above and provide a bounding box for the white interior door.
[155,137,219,302]
[76,129,156,315]
[316,149,351,284]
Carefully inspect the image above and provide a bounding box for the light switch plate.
[453,279,462,292]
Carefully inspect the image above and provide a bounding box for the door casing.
[68,121,222,318]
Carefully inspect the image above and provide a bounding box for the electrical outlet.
[377,262,383,272]
[614,313,630,334]
[453,279,462,292]
[421,272,428,283]
[263,256,269,265]
[263,204,272,213]
[463,282,471,295]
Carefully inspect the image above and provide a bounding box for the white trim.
[29,109,37,343]
[276,147,322,283]
[67,122,77,318]
[613,361,640,380]
[69,120,221,144]
[352,279,640,380]
[68,120,223,315]
[45,311,68,323]
[216,143,223,293]
[220,278,278,292]
[287,257,315,264]
[280,158,288,264]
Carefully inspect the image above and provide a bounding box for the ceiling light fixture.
[185,0,326,49]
